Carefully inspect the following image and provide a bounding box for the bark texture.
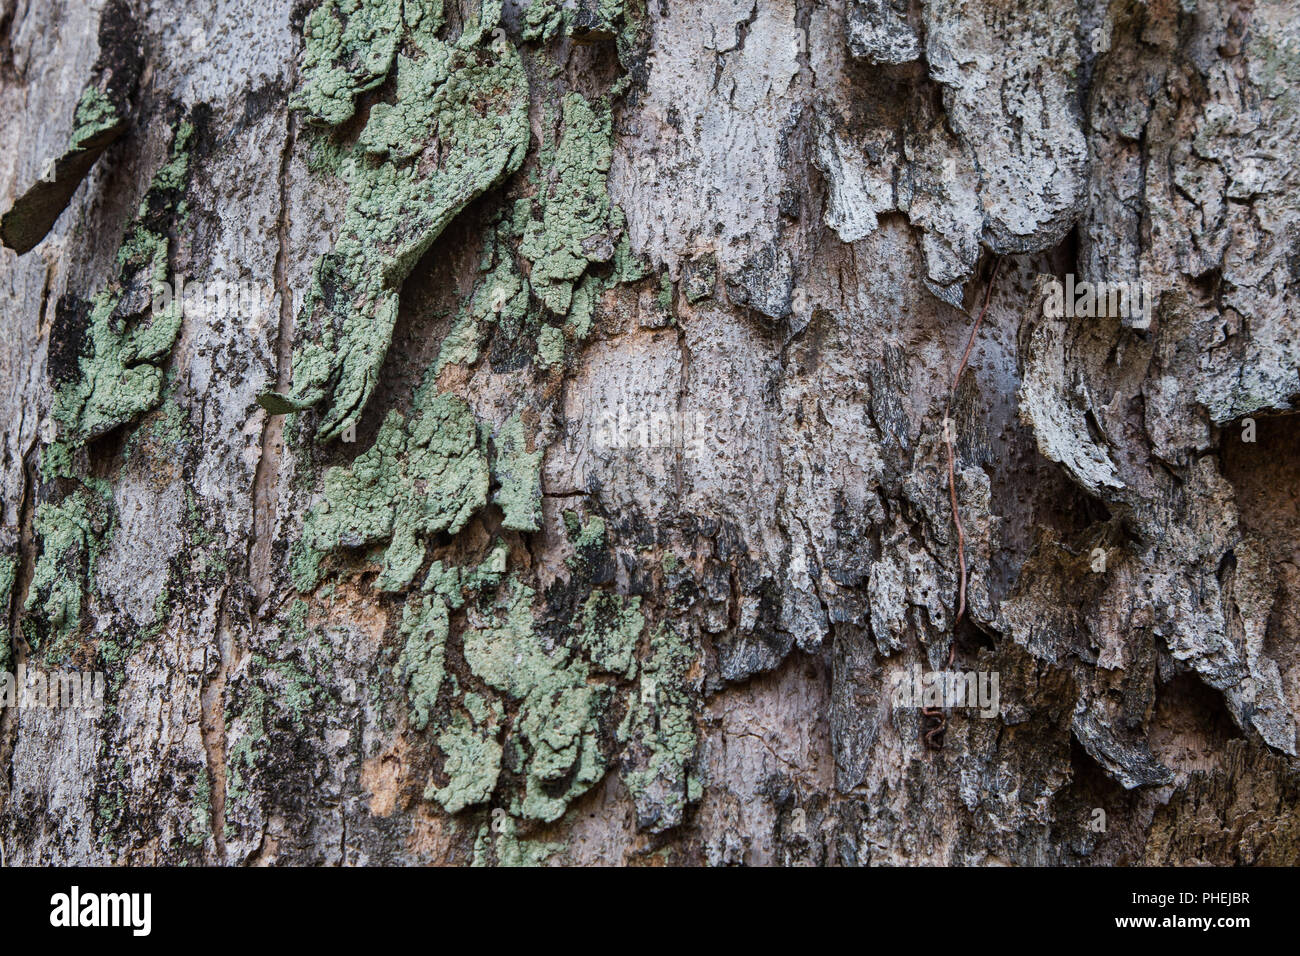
[0,0,1298,865]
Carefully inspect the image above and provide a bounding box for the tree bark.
[0,0,1297,865]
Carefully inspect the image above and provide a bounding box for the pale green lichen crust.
[291,386,489,592]
[574,590,642,678]
[70,85,122,150]
[460,575,610,823]
[0,554,18,670]
[264,2,530,442]
[276,0,697,857]
[291,0,407,127]
[429,714,503,812]
[359,499,701,833]
[396,592,449,731]
[490,412,543,532]
[23,484,115,650]
[25,118,196,650]
[472,812,560,866]
[48,119,196,453]
[519,92,616,315]
[619,622,703,832]
[392,521,700,833]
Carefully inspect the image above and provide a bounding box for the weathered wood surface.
[0,0,1297,864]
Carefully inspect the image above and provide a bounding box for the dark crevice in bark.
[199,586,232,862]
[248,96,299,615]
[0,439,40,814]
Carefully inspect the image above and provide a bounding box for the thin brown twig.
[924,257,1000,750]
[946,257,999,631]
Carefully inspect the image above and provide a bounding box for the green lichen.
[456,538,508,594]
[535,324,564,366]
[143,125,196,198]
[428,713,502,812]
[387,492,690,835]
[50,288,176,447]
[461,575,546,699]
[459,574,609,822]
[292,388,489,592]
[258,646,320,727]
[224,686,268,828]
[70,86,121,150]
[519,92,615,315]
[268,8,531,442]
[515,677,608,822]
[562,272,601,341]
[266,654,319,726]
[574,590,641,678]
[491,412,542,532]
[414,540,508,613]
[656,272,674,311]
[521,0,564,42]
[435,230,528,374]
[291,0,406,126]
[463,690,500,726]
[0,554,16,670]
[522,0,626,46]
[565,511,606,548]
[420,560,463,607]
[147,397,190,447]
[23,484,115,650]
[38,440,75,483]
[48,120,194,452]
[396,592,448,730]
[619,622,702,832]
[402,0,447,48]
[563,510,609,581]
[186,767,212,847]
[472,813,559,866]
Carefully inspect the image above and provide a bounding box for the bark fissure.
[248,104,299,611]
[0,0,1297,866]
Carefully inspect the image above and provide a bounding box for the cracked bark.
[0,0,1298,865]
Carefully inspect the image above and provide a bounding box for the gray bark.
[0,0,1298,865]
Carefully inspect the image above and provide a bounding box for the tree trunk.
[1,0,1297,865]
